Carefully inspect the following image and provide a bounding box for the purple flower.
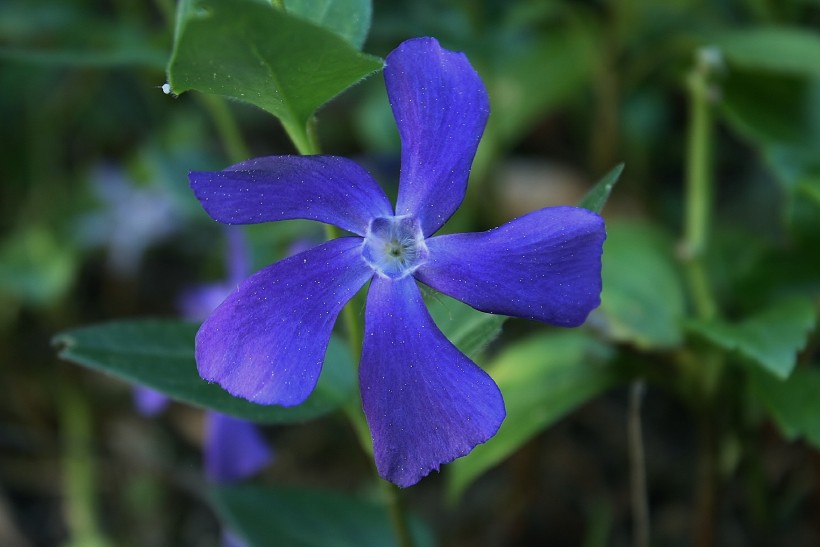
[133,385,171,417]
[189,37,605,487]
[204,412,273,483]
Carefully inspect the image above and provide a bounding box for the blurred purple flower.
[204,412,273,483]
[78,164,179,276]
[135,226,273,487]
[133,386,170,417]
[189,38,606,487]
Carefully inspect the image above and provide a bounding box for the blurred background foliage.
[1,0,820,545]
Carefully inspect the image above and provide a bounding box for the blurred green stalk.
[683,47,724,547]
[60,385,112,547]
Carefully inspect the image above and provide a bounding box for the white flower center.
[362,216,428,279]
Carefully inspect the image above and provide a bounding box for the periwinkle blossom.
[189,37,606,487]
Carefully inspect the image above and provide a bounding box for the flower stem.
[682,49,719,321]
[628,381,650,547]
[683,47,723,547]
[384,482,414,547]
[282,117,320,156]
[60,384,112,547]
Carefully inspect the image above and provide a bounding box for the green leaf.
[578,163,624,213]
[750,366,820,448]
[426,292,507,359]
[53,319,356,423]
[0,225,76,307]
[448,331,619,501]
[211,484,433,547]
[597,222,686,349]
[721,71,820,152]
[0,1,167,68]
[283,0,372,49]
[167,0,383,150]
[489,28,594,144]
[687,299,816,379]
[716,27,820,77]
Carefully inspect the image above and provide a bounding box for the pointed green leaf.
[211,484,433,547]
[597,221,686,349]
[687,299,816,379]
[717,27,820,77]
[448,331,620,501]
[167,0,383,134]
[578,163,624,213]
[53,319,355,423]
[750,366,820,448]
[284,0,372,49]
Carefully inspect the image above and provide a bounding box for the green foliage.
[721,71,820,152]
[717,27,820,78]
[284,0,372,49]
[597,222,687,349]
[0,1,167,68]
[167,0,383,151]
[750,366,820,448]
[579,163,625,213]
[688,299,817,379]
[211,484,433,547]
[53,320,356,423]
[427,292,507,360]
[0,225,76,309]
[448,331,619,500]
[488,27,596,145]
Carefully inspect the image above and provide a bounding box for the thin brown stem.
[628,381,650,547]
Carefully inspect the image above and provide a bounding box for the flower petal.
[190,156,393,236]
[204,412,273,483]
[196,237,372,406]
[360,276,505,487]
[416,207,606,326]
[386,37,490,236]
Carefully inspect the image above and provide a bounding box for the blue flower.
[189,37,606,487]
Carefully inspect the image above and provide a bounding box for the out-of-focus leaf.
[489,28,594,144]
[687,299,816,379]
[427,292,507,360]
[717,27,820,77]
[211,484,433,547]
[0,2,166,68]
[0,226,76,307]
[578,163,624,213]
[167,0,382,147]
[721,71,820,152]
[448,331,619,501]
[749,366,820,448]
[53,319,355,423]
[283,0,372,49]
[595,222,686,349]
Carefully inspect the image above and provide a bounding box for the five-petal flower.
[189,37,606,487]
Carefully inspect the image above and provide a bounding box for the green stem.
[683,50,718,321]
[60,385,111,547]
[197,94,252,163]
[683,48,723,547]
[282,117,320,156]
[384,482,414,547]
